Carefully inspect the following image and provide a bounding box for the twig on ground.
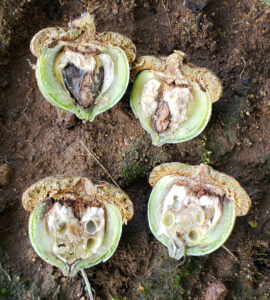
[22,112,30,121]
[23,86,34,112]
[26,59,36,70]
[81,269,94,300]
[239,56,247,80]
[222,245,239,262]
[176,253,186,269]
[22,87,33,121]
[121,0,129,12]
[175,243,186,269]
[233,0,258,26]
[80,139,120,188]
[161,0,175,44]
[52,285,61,299]
[74,0,84,7]
[0,262,11,281]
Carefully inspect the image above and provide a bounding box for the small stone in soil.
[0,73,9,88]
[182,0,210,12]
[8,109,20,121]
[241,78,250,86]
[204,281,227,300]
[0,160,12,186]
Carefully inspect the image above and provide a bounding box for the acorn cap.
[22,176,133,223]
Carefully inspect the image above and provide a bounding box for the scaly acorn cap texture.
[30,13,136,62]
[149,162,251,217]
[22,176,133,223]
[131,51,222,103]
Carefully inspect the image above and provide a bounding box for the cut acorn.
[30,13,136,121]
[22,176,133,277]
[130,52,222,146]
[148,163,251,260]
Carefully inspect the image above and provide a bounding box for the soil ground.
[0,0,269,299]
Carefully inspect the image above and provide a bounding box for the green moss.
[0,288,9,296]
[0,248,29,299]
[120,162,151,184]
[0,268,24,299]
[120,136,171,185]
[216,29,227,40]
[198,135,212,165]
[136,256,203,299]
[142,283,153,296]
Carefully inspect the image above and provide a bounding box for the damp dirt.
[0,0,269,299]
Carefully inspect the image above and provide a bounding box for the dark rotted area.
[151,101,171,134]
[174,177,224,199]
[62,62,104,109]
[149,80,193,135]
[150,83,171,134]
[62,63,95,109]
[44,196,105,221]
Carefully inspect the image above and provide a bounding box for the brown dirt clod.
[204,281,228,300]
[0,159,12,187]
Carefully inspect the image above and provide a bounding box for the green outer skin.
[36,42,129,121]
[130,70,212,147]
[29,202,69,275]
[148,175,236,260]
[29,201,123,276]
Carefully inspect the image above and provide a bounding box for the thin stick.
[121,0,128,12]
[233,0,257,26]
[0,262,11,281]
[80,139,120,189]
[23,90,32,112]
[74,0,84,6]
[23,112,30,121]
[239,56,247,80]
[22,87,33,121]
[80,269,94,300]
[52,285,61,299]
[175,244,186,269]
[26,58,36,70]
[222,245,239,262]
[161,0,175,44]
[176,253,186,269]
